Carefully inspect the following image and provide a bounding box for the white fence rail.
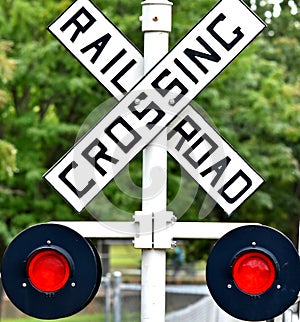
[108,272,299,322]
[165,296,252,322]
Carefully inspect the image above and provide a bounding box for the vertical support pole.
[140,1,172,322]
[104,273,111,322]
[98,240,110,275]
[113,271,122,322]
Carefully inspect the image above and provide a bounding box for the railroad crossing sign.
[44,0,265,214]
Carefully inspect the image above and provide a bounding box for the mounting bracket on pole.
[133,211,176,249]
[133,211,152,249]
[153,211,176,249]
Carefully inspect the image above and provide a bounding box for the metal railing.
[105,271,299,322]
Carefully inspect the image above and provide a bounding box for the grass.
[2,313,139,322]
[109,244,205,270]
[109,244,206,284]
[2,314,105,322]
[110,244,141,269]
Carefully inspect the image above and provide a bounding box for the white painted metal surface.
[44,0,265,213]
[172,222,258,239]
[51,221,257,240]
[168,107,264,214]
[140,1,172,321]
[50,221,137,238]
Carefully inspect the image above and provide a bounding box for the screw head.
[169,99,176,106]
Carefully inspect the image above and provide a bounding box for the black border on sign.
[168,102,265,216]
[47,0,143,98]
[44,0,266,213]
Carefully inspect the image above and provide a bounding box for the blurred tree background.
[0,0,300,263]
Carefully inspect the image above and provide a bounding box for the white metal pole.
[140,1,172,322]
[113,271,122,322]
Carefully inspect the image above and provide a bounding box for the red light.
[232,251,276,295]
[27,249,70,292]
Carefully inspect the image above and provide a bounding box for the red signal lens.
[27,249,70,292]
[232,251,276,295]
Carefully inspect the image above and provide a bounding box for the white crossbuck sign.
[44,0,265,214]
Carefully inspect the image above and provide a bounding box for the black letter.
[82,139,119,176]
[218,170,252,203]
[151,69,188,105]
[129,92,165,129]
[58,161,95,198]
[183,133,218,169]
[184,36,221,74]
[81,34,112,64]
[167,115,201,151]
[111,59,137,94]
[207,13,244,51]
[200,156,231,187]
[101,49,127,74]
[105,117,142,153]
[60,7,96,42]
[174,58,199,84]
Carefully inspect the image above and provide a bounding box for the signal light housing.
[206,225,300,321]
[1,223,102,319]
[26,248,72,292]
[231,249,276,295]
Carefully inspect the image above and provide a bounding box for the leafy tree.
[181,0,300,259]
[0,40,17,179]
[0,40,18,244]
[0,0,299,267]
[0,0,106,251]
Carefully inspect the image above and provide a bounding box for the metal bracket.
[153,211,176,249]
[133,211,153,249]
[133,211,176,249]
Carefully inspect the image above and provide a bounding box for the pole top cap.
[141,0,172,32]
[141,0,173,6]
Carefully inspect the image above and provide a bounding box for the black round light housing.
[206,225,300,321]
[1,223,102,319]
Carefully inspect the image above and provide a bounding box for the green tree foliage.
[179,0,300,259]
[0,41,17,182]
[0,0,299,264]
[0,0,103,247]
[0,39,18,260]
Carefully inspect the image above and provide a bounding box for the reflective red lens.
[232,251,276,295]
[27,249,70,292]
